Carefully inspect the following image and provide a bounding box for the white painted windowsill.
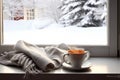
[0,57,120,74]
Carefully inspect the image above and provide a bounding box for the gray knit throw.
[0,40,71,74]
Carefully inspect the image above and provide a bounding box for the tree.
[44,0,62,23]
[80,0,107,27]
[59,0,107,27]
[3,0,24,20]
[59,0,87,27]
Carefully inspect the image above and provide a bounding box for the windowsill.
[0,57,120,74]
[50,57,120,74]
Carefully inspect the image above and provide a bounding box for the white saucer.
[62,61,91,71]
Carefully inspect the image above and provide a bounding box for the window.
[0,0,117,57]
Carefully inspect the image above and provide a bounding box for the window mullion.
[0,0,3,45]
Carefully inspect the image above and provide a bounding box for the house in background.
[24,7,46,20]
[3,7,43,21]
[24,8,34,20]
[3,0,61,21]
[3,0,44,21]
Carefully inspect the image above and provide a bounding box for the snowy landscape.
[4,20,108,45]
[3,0,108,45]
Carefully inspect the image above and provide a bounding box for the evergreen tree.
[81,0,107,27]
[59,0,87,27]
[59,0,107,27]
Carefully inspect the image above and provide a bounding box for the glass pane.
[3,0,108,45]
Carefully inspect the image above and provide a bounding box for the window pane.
[3,0,108,45]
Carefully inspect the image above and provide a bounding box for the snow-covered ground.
[3,20,108,45]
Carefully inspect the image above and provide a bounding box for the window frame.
[0,0,118,57]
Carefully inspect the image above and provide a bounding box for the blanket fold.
[0,40,71,73]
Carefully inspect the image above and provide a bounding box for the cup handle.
[84,51,90,62]
[63,54,70,64]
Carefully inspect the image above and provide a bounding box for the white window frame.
[0,0,118,57]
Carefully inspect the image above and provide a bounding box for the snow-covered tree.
[80,0,107,27]
[3,0,24,20]
[59,0,88,27]
[22,0,35,9]
[42,0,62,23]
[59,0,107,27]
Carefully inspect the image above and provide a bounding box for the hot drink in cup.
[63,49,89,69]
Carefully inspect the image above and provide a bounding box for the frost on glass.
[3,0,108,45]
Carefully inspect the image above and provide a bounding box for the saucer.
[62,61,91,71]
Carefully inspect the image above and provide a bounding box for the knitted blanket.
[0,40,71,73]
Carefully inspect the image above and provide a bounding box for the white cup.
[63,51,89,69]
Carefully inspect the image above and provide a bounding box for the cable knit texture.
[0,40,71,73]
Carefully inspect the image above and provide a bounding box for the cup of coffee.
[63,49,89,69]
